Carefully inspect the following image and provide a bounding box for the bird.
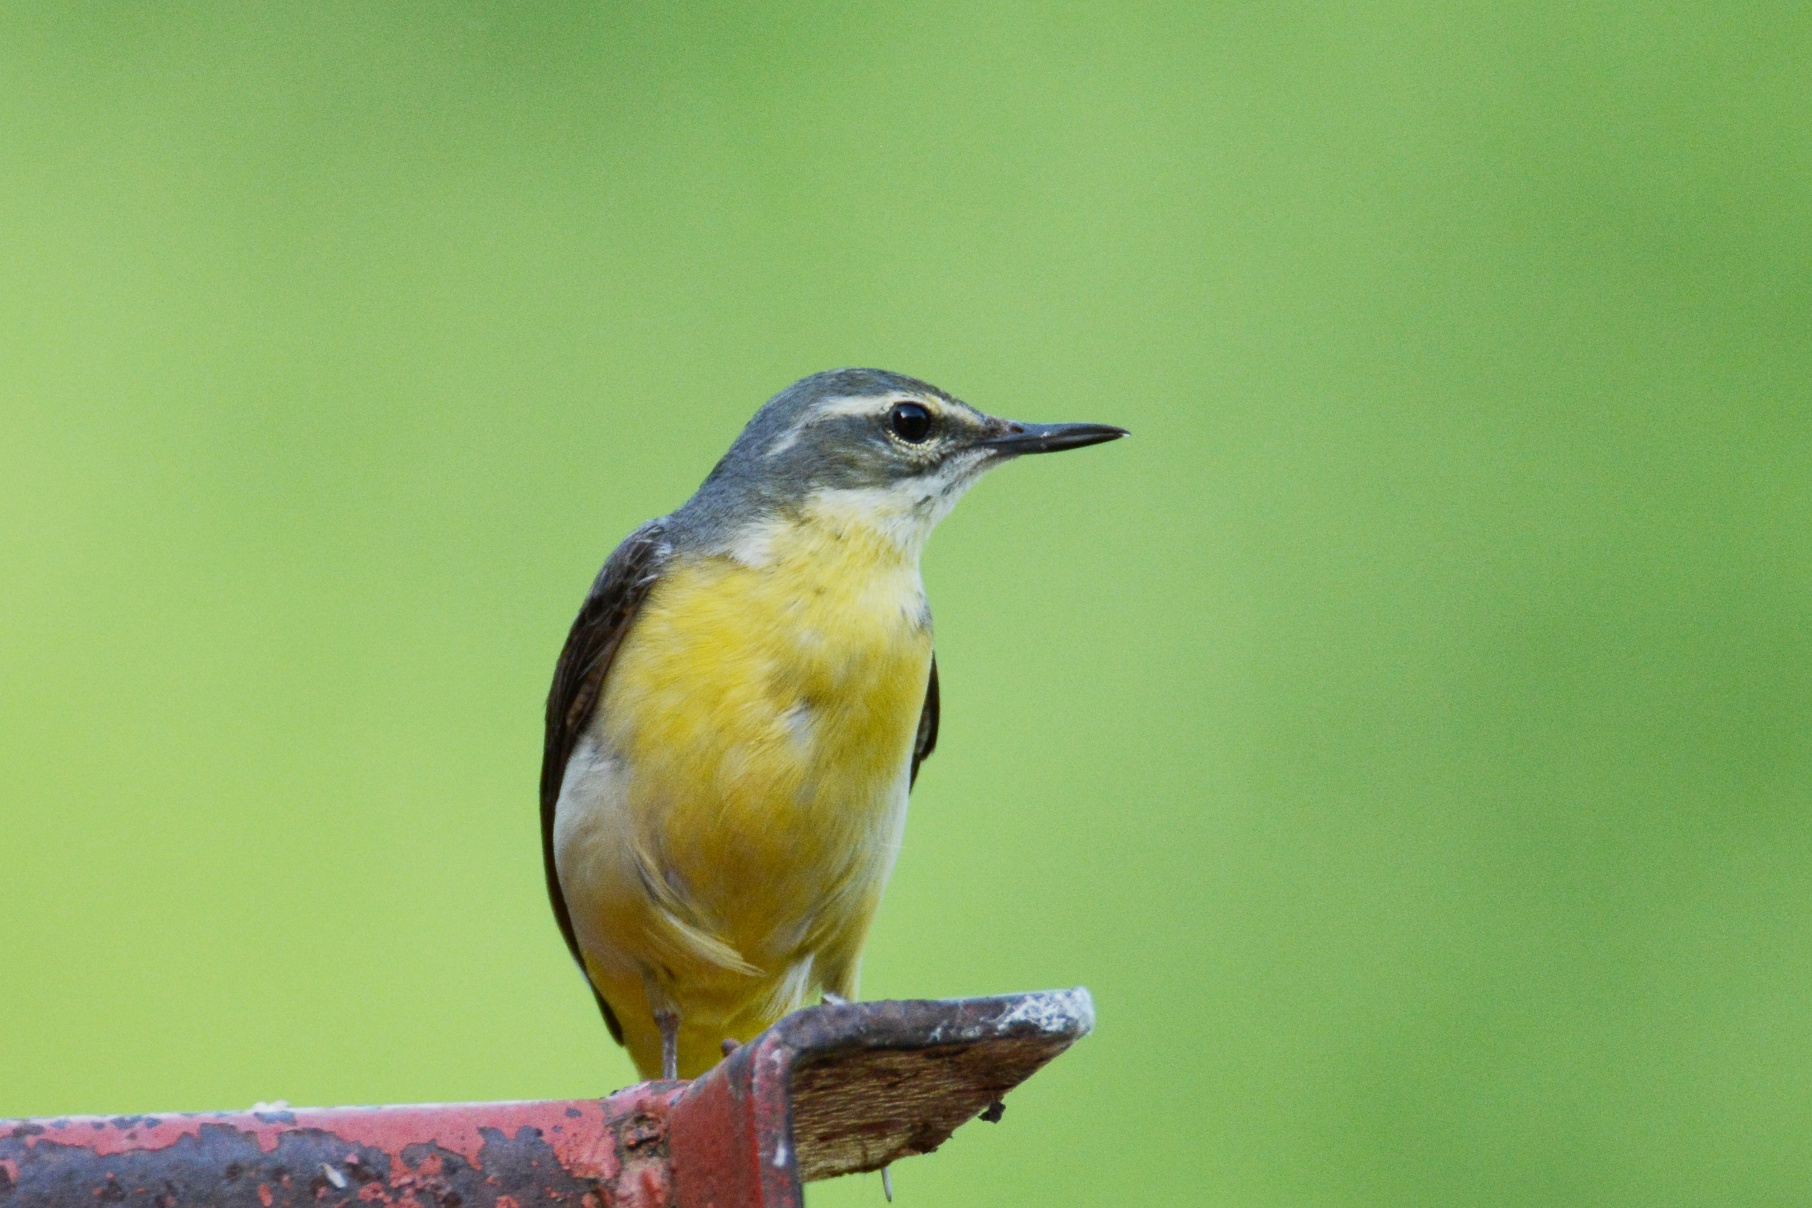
[540,368,1125,1080]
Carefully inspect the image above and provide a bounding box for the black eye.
[889,401,933,443]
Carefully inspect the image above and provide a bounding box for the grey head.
[673,368,1126,556]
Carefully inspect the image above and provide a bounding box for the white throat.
[726,453,993,567]
[802,453,991,559]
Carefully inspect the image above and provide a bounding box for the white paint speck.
[998,987,1095,1035]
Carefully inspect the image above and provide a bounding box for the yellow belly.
[573,517,932,1077]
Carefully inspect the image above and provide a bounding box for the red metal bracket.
[0,988,1092,1207]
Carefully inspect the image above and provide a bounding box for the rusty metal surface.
[1,989,1093,1208]
[0,1090,684,1208]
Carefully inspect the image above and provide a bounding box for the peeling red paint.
[0,1091,677,1208]
[0,990,1092,1208]
[6,1096,655,1172]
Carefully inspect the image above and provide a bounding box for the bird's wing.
[910,654,939,787]
[540,519,673,1045]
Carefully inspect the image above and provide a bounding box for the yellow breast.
[589,507,932,1038]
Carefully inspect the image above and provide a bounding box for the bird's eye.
[888,402,934,443]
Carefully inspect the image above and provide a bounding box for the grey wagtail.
[541,368,1125,1080]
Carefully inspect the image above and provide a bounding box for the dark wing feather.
[540,519,672,1045]
[910,655,939,787]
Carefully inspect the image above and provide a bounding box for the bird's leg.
[881,1166,893,1202]
[819,953,861,1008]
[642,970,683,1081]
[655,1011,680,1080]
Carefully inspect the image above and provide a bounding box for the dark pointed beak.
[983,420,1129,455]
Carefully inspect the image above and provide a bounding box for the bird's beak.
[983,420,1129,455]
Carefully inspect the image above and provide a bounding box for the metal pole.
[1,989,1093,1208]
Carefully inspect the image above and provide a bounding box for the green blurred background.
[3,3,1808,1203]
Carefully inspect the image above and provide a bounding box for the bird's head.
[683,368,1126,559]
